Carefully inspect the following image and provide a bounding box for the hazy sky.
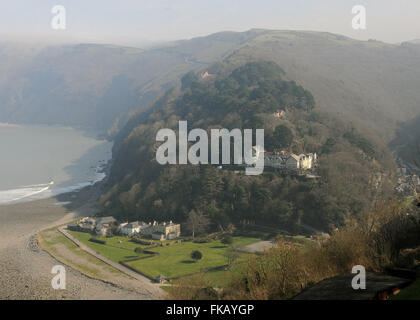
[1,0,419,46]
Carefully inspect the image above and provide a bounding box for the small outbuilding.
[157,274,167,284]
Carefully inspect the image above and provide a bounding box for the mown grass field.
[68,231,260,281]
[68,231,152,262]
[171,262,248,288]
[125,236,259,279]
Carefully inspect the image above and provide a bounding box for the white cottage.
[119,221,141,235]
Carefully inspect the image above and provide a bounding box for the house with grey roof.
[119,221,143,235]
[67,216,116,236]
[264,150,317,170]
[95,216,117,236]
[119,220,181,240]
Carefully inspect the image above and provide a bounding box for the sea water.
[0,123,112,205]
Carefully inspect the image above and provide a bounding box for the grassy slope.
[39,227,125,278]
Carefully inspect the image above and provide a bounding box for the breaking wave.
[0,167,106,206]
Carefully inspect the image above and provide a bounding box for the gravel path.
[238,241,275,254]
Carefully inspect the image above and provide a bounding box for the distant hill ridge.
[1,29,420,141]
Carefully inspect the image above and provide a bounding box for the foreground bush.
[191,250,203,261]
[168,200,420,300]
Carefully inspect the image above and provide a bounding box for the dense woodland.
[100,61,396,233]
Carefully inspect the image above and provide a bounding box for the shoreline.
[0,161,109,207]
[0,124,113,206]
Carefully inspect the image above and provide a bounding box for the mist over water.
[0,124,112,205]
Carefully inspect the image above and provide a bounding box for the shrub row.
[130,237,153,245]
[89,237,106,245]
[193,238,211,243]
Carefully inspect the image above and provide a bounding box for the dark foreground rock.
[293,272,413,300]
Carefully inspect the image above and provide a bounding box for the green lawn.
[126,236,259,279]
[69,231,150,262]
[391,279,420,300]
[68,231,260,281]
[172,262,248,288]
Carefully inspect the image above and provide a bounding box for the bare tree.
[184,210,210,239]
